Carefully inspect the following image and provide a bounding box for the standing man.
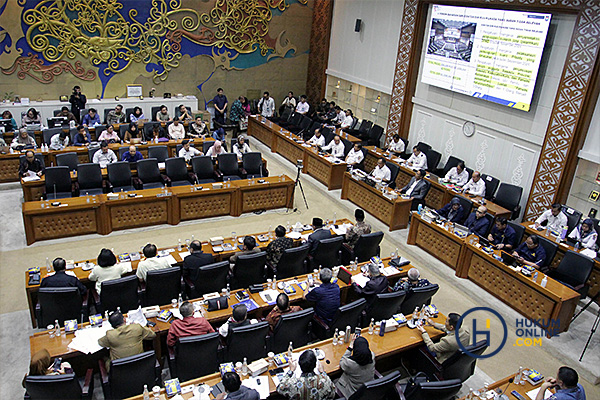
[258,91,275,118]
[213,88,228,125]
[69,86,86,124]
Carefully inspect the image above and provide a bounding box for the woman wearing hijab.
[22,349,71,387]
[206,140,226,157]
[130,106,145,123]
[568,218,598,250]
[336,334,375,398]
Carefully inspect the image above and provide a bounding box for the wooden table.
[458,373,552,399]
[341,172,411,231]
[303,146,347,190]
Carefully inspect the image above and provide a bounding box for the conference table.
[458,373,553,400]
[408,213,580,335]
[22,175,294,245]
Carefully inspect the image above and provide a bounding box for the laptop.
[337,267,352,285]
[500,251,519,267]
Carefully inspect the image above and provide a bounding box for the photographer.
[69,86,86,124]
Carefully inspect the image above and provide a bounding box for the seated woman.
[11,128,37,150]
[232,135,250,157]
[88,249,132,294]
[206,140,226,157]
[336,335,375,398]
[22,349,72,388]
[97,124,120,143]
[22,108,42,127]
[124,122,143,143]
[568,218,598,250]
[146,124,169,142]
[129,106,145,123]
[2,110,18,131]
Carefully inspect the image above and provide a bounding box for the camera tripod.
[572,291,599,362]
[290,164,308,211]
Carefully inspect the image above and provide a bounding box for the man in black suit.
[307,217,332,255]
[182,240,215,281]
[400,169,430,210]
[40,257,87,296]
[352,262,389,310]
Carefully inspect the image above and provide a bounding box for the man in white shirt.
[345,143,364,166]
[92,141,117,168]
[534,203,568,231]
[331,107,346,127]
[406,146,427,170]
[295,95,309,114]
[50,131,70,150]
[136,243,173,282]
[258,91,275,118]
[444,161,469,186]
[387,134,405,154]
[168,118,185,140]
[462,171,486,197]
[341,109,354,129]
[178,139,202,162]
[371,158,391,182]
[307,128,325,147]
[233,135,251,157]
[321,135,345,158]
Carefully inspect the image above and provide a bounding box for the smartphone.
[51,358,62,372]
[269,367,284,376]
[147,321,156,327]
[354,327,362,337]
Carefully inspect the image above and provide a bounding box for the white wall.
[326,0,404,94]
[409,7,576,217]
[579,95,600,164]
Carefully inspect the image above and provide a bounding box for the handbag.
[207,296,228,311]
[403,372,429,398]
[239,116,248,130]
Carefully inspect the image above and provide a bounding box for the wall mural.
[0,0,308,104]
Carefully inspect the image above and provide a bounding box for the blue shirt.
[464,212,490,237]
[305,282,340,324]
[82,113,100,126]
[213,94,228,111]
[490,224,517,248]
[549,384,586,400]
[74,131,91,146]
[514,242,546,266]
[437,203,465,223]
[122,151,144,162]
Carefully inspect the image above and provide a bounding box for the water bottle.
[515,366,523,385]
[178,293,183,307]
[333,328,339,345]
[46,257,51,273]
[379,320,386,336]
[345,325,351,343]
[226,283,231,298]
[333,212,337,225]
[272,275,277,289]
[540,276,548,288]
[54,320,61,337]
[413,306,419,318]
[533,271,538,282]
[287,342,293,359]
[242,358,248,377]
[417,203,423,214]
[560,225,568,240]
[177,239,182,251]
[368,319,375,335]
[143,385,150,400]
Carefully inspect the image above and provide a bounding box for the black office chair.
[561,206,582,235]
[400,284,439,315]
[342,231,383,265]
[481,174,500,200]
[150,106,161,122]
[169,332,220,382]
[224,321,270,363]
[56,152,79,172]
[165,157,194,186]
[275,244,310,279]
[191,156,218,184]
[435,156,463,177]
[290,115,312,135]
[481,213,495,237]
[96,275,139,313]
[143,266,181,306]
[184,261,229,299]
[175,106,192,119]
[217,153,243,181]
[439,340,488,382]
[309,236,343,269]
[42,127,63,145]
[203,141,215,154]
[349,371,401,400]
[455,196,473,223]
[107,161,135,192]
[348,120,372,140]
[103,109,111,124]
[273,107,292,124]
[364,291,406,326]
[44,166,73,199]
[148,145,168,163]
[137,158,166,189]
[404,378,462,400]
[341,138,354,158]
[493,183,523,220]
[416,142,432,154]
[269,308,315,354]
[425,149,441,172]
[77,163,104,195]
[367,124,385,147]
[88,147,100,162]
[537,236,559,272]
[94,124,107,139]
[242,152,268,178]
[280,112,302,129]
[36,287,88,328]
[79,109,89,122]
[125,108,135,123]
[507,221,525,247]
[24,370,94,400]
[99,351,160,400]
[117,146,129,160]
[231,251,267,289]
[313,298,366,339]
[548,250,594,297]
[117,124,129,141]
[386,161,400,189]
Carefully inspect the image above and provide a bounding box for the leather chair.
[481,213,495,237]
[107,161,135,192]
[309,236,343,269]
[342,231,384,265]
[95,275,139,313]
[99,350,160,400]
[561,206,583,235]
[184,261,229,299]
[421,340,488,382]
[168,332,220,382]
[367,124,385,147]
[42,127,63,145]
[493,183,523,220]
[404,378,462,400]
[435,156,463,177]
[56,152,79,172]
[321,126,334,143]
[143,122,159,139]
[117,146,129,160]
[88,147,100,162]
[24,370,94,400]
[274,244,310,279]
[103,108,111,124]
[165,157,195,186]
[148,145,168,163]
[341,138,354,158]
[269,308,314,354]
[151,106,161,121]
[548,250,594,297]
[44,166,73,199]
[119,124,129,141]
[125,108,135,123]
[143,266,181,306]
[400,284,439,315]
[94,125,107,139]
[231,251,267,289]
[416,142,432,154]
[425,149,441,172]
[535,236,558,271]
[348,370,401,400]
[280,112,302,129]
[481,174,500,200]
[36,287,88,328]
[507,221,525,246]
[386,161,400,189]
[191,156,218,184]
[290,115,312,135]
[347,120,372,140]
[79,109,89,122]
[273,107,292,124]
[77,163,104,195]
[137,158,166,189]
[313,298,366,339]
[455,196,473,224]
[217,153,244,181]
[364,291,406,326]
[203,141,215,154]
[242,152,268,178]
[224,321,270,363]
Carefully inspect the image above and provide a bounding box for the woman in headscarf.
[568,218,598,250]
[22,349,71,387]
[206,140,226,157]
[336,334,375,398]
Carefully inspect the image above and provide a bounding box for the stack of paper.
[242,376,270,399]
[68,325,112,354]
[259,289,280,305]
[526,387,552,399]
[351,274,370,288]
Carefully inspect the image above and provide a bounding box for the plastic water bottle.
[333,328,339,345]
[345,325,351,343]
[287,342,293,359]
[379,320,386,336]
[242,358,248,377]
[46,257,51,273]
[178,293,183,307]
[533,271,539,282]
[417,203,423,214]
[54,320,61,337]
[540,276,548,288]
[368,318,375,335]
[226,283,231,298]
[515,366,523,385]
[272,275,277,289]
[177,239,182,251]
[143,385,150,400]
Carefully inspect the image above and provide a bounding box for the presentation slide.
[421,5,551,112]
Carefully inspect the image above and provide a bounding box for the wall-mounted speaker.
[355,19,362,32]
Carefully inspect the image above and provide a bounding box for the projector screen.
[421,5,551,112]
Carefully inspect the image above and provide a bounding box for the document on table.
[178,251,191,259]
[259,289,280,305]
[351,274,370,288]
[68,325,112,354]
[381,266,399,276]
[242,376,270,399]
[527,387,552,399]
[331,223,352,236]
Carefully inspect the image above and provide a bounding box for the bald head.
[476,205,487,218]
[472,171,481,181]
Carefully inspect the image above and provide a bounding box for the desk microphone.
[497,377,514,400]
[53,183,57,200]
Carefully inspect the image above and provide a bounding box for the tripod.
[290,164,309,210]
[572,291,600,362]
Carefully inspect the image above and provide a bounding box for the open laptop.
[500,251,520,267]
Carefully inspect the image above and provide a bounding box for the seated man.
[136,243,173,282]
[178,139,202,162]
[265,293,303,333]
[345,209,371,248]
[444,161,469,187]
[19,150,44,178]
[393,267,430,293]
[330,106,346,127]
[92,140,117,168]
[182,240,214,281]
[122,145,143,162]
[277,350,335,399]
[568,218,598,250]
[464,205,490,237]
[82,108,100,127]
[49,130,69,150]
[106,104,126,125]
[307,217,332,255]
[11,128,36,150]
[406,146,427,170]
[167,301,215,348]
[534,203,568,232]
[216,372,260,400]
[295,95,310,115]
[168,117,185,140]
[73,125,91,146]
[535,366,586,400]
[307,128,325,147]
[340,109,354,129]
[266,225,294,270]
[40,257,86,296]
[488,217,517,250]
[304,268,340,325]
[345,143,364,167]
[416,312,470,364]
[98,311,156,369]
[436,197,465,223]
[462,171,486,197]
[177,104,193,121]
[218,303,256,338]
[352,263,388,310]
[232,135,251,158]
[400,169,429,210]
[512,235,546,269]
[58,106,76,123]
[189,116,208,138]
[321,135,345,159]
[230,235,261,266]
[387,134,405,154]
[370,158,391,183]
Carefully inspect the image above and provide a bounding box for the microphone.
[53,183,57,200]
[497,377,514,399]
